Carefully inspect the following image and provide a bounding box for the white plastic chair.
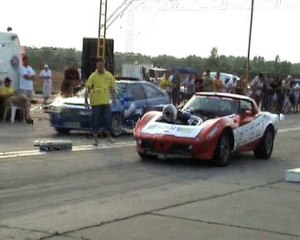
[2,101,25,123]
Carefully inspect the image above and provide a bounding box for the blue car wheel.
[112,113,123,137]
[55,128,71,134]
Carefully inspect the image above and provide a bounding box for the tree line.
[25,47,82,72]
[25,46,300,80]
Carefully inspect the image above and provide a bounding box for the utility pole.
[245,0,254,93]
[97,0,108,59]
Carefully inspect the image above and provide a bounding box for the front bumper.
[135,134,216,160]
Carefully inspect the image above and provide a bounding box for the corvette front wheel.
[214,131,231,166]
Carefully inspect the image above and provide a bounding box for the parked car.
[179,72,240,100]
[134,92,282,166]
[45,78,170,136]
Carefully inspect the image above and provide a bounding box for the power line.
[121,0,300,11]
[109,0,300,53]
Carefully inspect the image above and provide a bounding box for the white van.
[0,31,24,90]
[210,72,240,85]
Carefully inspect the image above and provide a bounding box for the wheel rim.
[220,135,230,161]
[264,130,273,154]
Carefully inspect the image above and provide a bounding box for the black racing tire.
[254,126,274,159]
[138,152,157,160]
[214,131,231,166]
[55,128,70,134]
[111,113,123,137]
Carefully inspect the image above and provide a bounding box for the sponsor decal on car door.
[234,114,264,148]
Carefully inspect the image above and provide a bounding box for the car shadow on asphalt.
[138,152,258,169]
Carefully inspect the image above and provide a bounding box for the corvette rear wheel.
[254,127,274,159]
[214,131,231,166]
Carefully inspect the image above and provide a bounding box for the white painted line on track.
[0,150,46,159]
[278,127,300,133]
[0,142,136,159]
[72,142,136,151]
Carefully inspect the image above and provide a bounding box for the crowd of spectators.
[250,73,300,114]
[157,69,300,114]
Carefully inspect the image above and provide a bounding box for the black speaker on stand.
[81,38,114,81]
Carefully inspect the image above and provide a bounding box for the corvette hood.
[141,114,207,138]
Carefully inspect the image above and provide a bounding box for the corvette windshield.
[182,96,239,116]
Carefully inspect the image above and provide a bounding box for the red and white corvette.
[133,92,282,166]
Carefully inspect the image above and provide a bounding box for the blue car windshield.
[182,96,239,116]
[115,83,126,99]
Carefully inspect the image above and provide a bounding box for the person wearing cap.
[39,64,52,104]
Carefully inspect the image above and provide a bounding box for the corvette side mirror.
[244,110,252,116]
[240,107,250,114]
[240,109,252,116]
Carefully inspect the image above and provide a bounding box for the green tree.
[24,46,300,80]
[206,47,219,70]
[25,47,81,71]
[251,56,265,77]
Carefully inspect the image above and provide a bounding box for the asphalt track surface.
[0,110,299,240]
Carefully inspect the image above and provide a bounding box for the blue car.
[45,79,170,136]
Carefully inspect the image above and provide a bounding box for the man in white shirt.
[39,64,52,104]
[19,55,35,122]
[183,74,196,100]
[19,55,35,100]
[250,73,264,107]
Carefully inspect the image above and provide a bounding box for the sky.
[1,0,300,63]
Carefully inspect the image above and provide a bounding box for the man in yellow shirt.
[213,72,224,92]
[0,77,15,99]
[0,77,32,122]
[160,72,171,90]
[160,71,171,100]
[85,58,116,146]
[0,77,14,120]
